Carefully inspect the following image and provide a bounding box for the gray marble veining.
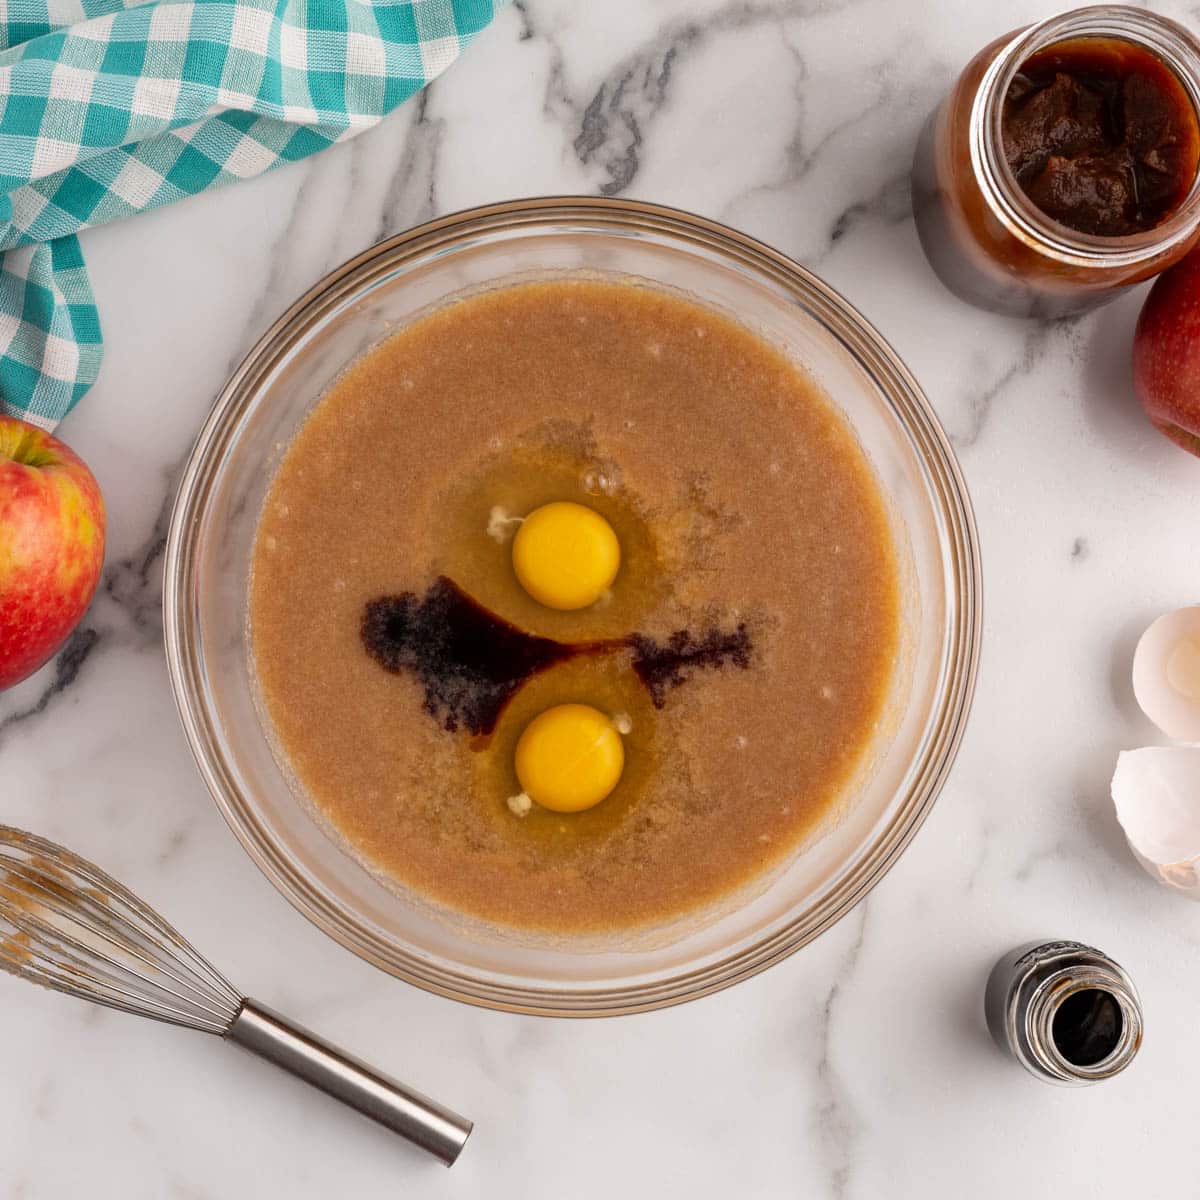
[4,1,1200,1196]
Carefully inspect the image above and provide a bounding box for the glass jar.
[912,6,1200,317]
[985,940,1143,1085]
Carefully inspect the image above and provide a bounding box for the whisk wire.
[36,844,241,1003]
[0,898,236,1031]
[44,845,245,1009]
[2,949,233,1033]
[0,856,239,1025]
[0,828,242,1032]
[23,837,244,1007]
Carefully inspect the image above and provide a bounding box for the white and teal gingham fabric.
[0,0,505,429]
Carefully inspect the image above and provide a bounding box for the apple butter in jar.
[913,6,1200,316]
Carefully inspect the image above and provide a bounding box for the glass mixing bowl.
[164,197,981,1016]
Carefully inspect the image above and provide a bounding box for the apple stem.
[3,426,55,468]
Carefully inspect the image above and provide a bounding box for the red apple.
[1133,250,1200,458]
[0,416,105,690]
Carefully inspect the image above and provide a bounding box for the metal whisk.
[0,825,472,1166]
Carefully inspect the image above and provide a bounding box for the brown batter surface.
[249,278,901,935]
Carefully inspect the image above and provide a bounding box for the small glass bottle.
[985,940,1143,1085]
[912,5,1200,317]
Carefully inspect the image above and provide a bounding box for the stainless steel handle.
[225,999,472,1166]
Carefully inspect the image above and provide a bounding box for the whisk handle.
[226,999,472,1166]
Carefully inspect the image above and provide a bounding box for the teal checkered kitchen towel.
[0,0,505,430]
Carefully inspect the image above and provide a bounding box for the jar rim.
[971,4,1200,268]
[1028,968,1143,1082]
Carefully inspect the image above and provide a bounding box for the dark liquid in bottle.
[1002,36,1200,236]
[1051,988,1124,1067]
[362,576,752,736]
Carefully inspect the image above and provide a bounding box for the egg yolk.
[514,703,625,813]
[512,501,620,610]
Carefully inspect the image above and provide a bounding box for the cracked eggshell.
[1132,606,1200,742]
[1112,747,1200,897]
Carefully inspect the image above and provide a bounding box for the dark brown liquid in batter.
[362,576,752,735]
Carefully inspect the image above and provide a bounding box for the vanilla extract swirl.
[361,576,752,736]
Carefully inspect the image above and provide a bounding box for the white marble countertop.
[3,0,1199,1195]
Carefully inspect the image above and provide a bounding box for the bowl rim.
[163,195,982,1017]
